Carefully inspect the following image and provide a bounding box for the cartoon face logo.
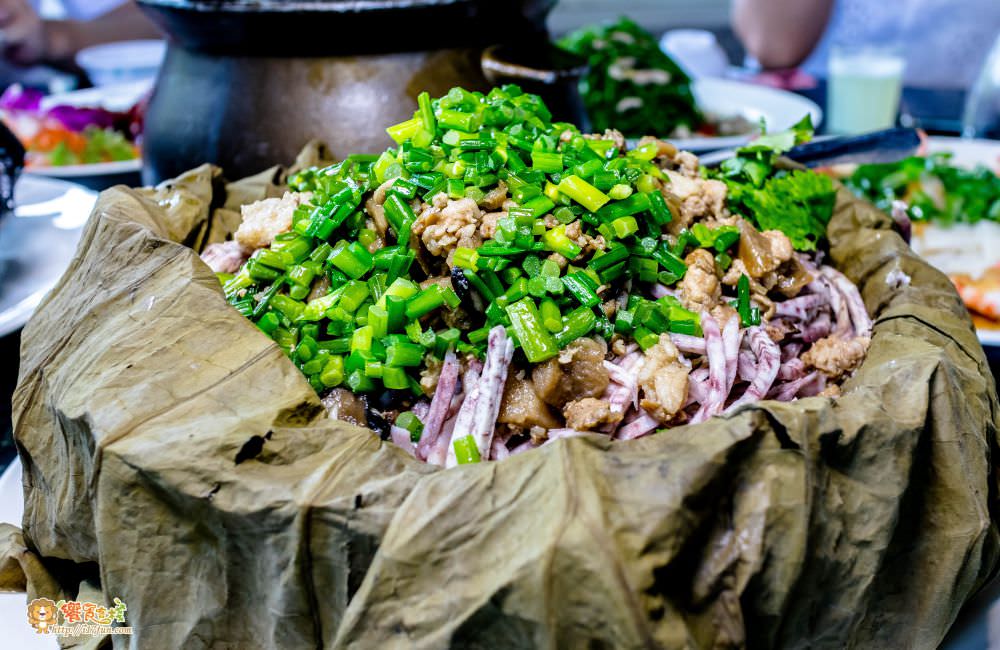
[27,598,59,634]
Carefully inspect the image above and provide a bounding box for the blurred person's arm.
[1,1,159,65]
[732,0,835,69]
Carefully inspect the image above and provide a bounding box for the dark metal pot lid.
[138,0,556,55]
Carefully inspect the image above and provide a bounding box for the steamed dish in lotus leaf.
[202,86,870,466]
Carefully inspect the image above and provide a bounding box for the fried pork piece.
[565,220,607,256]
[235,191,312,251]
[498,376,561,429]
[801,335,871,380]
[322,388,368,427]
[637,335,689,423]
[200,240,247,273]
[679,248,721,313]
[412,196,483,261]
[364,178,395,240]
[736,220,794,278]
[478,180,508,211]
[532,337,610,408]
[663,171,729,233]
[479,210,505,239]
[563,397,623,431]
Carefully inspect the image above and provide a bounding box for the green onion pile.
[211,84,867,464]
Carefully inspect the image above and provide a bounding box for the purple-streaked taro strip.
[510,439,538,456]
[601,350,645,425]
[777,358,806,381]
[651,283,679,299]
[491,437,510,461]
[821,266,872,337]
[726,327,781,411]
[781,341,802,362]
[426,417,457,466]
[810,274,851,338]
[774,293,825,320]
[722,317,741,396]
[617,411,660,440]
[446,326,514,467]
[738,349,756,381]
[768,371,820,401]
[800,310,832,343]
[390,425,417,457]
[604,360,639,410]
[686,368,710,406]
[544,428,589,444]
[798,372,827,397]
[416,350,461,460]
[670,333,706,355]
[411,401,430,422]
[690,312,726,424]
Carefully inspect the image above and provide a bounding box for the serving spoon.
[698,127,922,168]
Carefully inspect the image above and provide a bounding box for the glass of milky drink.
[827,45,905,134]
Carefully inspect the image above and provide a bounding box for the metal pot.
[137,0,583,182]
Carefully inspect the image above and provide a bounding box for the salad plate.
[0,81,146,187]
[840,136,1000,349]
[0,175,96,338]
[924,137,1000,348]
[25,157,142,179]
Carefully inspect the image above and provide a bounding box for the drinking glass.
[827,45,905,134]
[962,34,1000,139]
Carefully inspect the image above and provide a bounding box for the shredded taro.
[204,85,871,465]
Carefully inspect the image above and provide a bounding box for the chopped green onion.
[542,224,582,259]
[596,192,650,222]
[554,306,597,347]
[608,183,633,200]
[453,434,481,464]
[588,244,629,272]
[405,285,447,319]
[531,151,564,173]
[320,355,345,387]
[539,299,563,332]
[505,298,559,362]
[561,272,600,308]
[647,191,673,225]
[386,340,424,367]
[329,241,374,280]
[557,174,611,212]
[396,411,425,443]
[610,216,639,239]
[351,325,374,354]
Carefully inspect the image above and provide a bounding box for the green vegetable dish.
[844,152,1000,224]
[202,86,871,465]
[559,17,752,139]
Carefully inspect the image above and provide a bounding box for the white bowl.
[75,39,167,87]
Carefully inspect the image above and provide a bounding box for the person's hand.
[0,0,46,65]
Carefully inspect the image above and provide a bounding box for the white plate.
[0,175,96,337]
[671,78,823,152]
[0,459,54,649]
[916,137,1000,349]
[27,158,142,179]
